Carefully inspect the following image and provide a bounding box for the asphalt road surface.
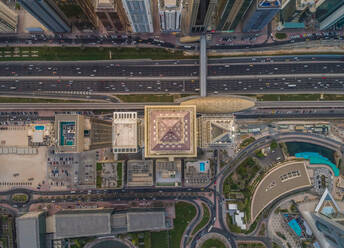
[1,55,344,95]
[1,57,344,78]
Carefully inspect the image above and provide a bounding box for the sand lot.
[0,126,28,147]
[0,147,47,190]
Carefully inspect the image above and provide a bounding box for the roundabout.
[196,232,232,248]
[84,237,134,248]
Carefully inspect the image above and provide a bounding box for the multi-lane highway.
[1,55,344,95]
[1,56,344,77]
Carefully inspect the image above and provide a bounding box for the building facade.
[17,0,71,33]
[95,0,131,32]
[159,0,182,31]
[316,0,344,30]
[186,0,217,33]
[122,0,153,32]
[0,1,18,33]
[75,0,99,28]
[242,0,281,32]
[217,0,254,31]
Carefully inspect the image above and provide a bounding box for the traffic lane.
[208,55,344,64]
[2,77,344,93]
[0,63,199,77]
[0,80,199,93]
[208,62,344,76]
[2,61,344,77]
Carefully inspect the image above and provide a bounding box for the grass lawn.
[11,194,28,202]
[0,47,194,61]
[117,162,123,188]
[151,231,169,248]
[240,137,256,148]
[255,94,344,101]
[96,163,102,188]
[170,202,197,248]
[238,243,265,248]
[223,157,261,231]
[117,94,174,102]
[192,203,210,235]
[275,33,287,40]
[116,94,196,103]
[201,239,226,248]
[0,97,86,103]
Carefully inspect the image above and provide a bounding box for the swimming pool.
[200,162,205,172]
[35,125,44,131]
[288,219,302,236]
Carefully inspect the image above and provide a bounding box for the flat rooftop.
[48,209,112,239]
[156,159,182,186]
[251,161,311,222]
[127,160,153,187]
[55,114,84,153]
[127,211,166,232]
[144,105,197,158]
[112,112,137,153]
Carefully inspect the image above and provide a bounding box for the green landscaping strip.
[0,97,87,103]
[201,239,226,248]
[192,203,210,235]
[255,94,344,101]
[151,231,169,248]
[117,163,122,188]
[223,157,260,233]
[170,202,196,248]
[0,47,194,61]
[116,94,196,103]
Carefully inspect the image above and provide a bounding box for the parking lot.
[47,149,79,190]
[0,147,47,190]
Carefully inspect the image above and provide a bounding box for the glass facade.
[316,0,344,22]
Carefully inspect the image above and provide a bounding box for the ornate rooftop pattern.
[144,105,197,158]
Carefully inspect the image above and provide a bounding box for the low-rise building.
[184,160,211,186]
[144,105,197,160]
[156,159,182,186]
[127,160,153,187]
[228,204,246,230]
[198,115,235,148]
[16,211,46,248]
[46,209,112,239]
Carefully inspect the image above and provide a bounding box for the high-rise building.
[301,188,344,248]
[75,0,99,28]
[217,0,254,31]
[159,0,182,32]
[280,0,316,23]
[17,0,71,33]
[242,0,281,32]
[316,0,344,30]
[185,0,217,33]
[53,0,96,31]
[95,0,131,32]
[122,0,153,33]
[0,1,18,33]
[55,114,112,153]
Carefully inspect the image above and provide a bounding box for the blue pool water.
[200,162,205,172]
[288,219,302,236]
[295,152,339,176]
[35,125,44,130]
